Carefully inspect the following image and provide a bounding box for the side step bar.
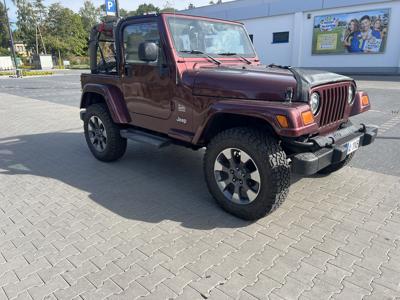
[120,129,171,148]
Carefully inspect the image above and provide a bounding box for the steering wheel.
[98,61,116,73]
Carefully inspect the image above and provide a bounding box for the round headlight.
[348,85,355,104]
[310,92,320,115]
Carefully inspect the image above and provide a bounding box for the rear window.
[97,41,116,66]
[93,27,116,74]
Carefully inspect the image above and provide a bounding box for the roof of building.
[181,0,395,21]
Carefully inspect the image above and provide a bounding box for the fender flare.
[192,99,319,144]
[81,83,131,124]
[193,111,278,145]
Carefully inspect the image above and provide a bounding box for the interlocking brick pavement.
[0,92,399,299]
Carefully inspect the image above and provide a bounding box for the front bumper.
[290,124,378,175]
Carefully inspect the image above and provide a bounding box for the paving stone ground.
[0,92,399,300]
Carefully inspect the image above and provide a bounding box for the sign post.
[2,0,20,77]
[105,0,119,17]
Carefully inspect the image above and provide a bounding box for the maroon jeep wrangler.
[80,13,377,220]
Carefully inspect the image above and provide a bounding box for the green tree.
[119,8,128,17]
[79,0,100,33]
[13,0,37,52]
[135,3,159,15]
[12,0,47,54]
[0,47,10,55]
[33,0,46,22]
[160,7,175,13]
[0,2,10,51]
[44,3,86,57]
[33,0,47,54]
[161,1,176,13]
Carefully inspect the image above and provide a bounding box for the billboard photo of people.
[312,9,390,55]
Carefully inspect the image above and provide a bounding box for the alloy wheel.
[88,116,108,152]
[214,148,261,204]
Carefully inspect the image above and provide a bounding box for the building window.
[249,34,254,43]
[272,31,289,44]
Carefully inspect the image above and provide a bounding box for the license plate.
[346,138,360,155]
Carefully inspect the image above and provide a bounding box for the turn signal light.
[361,95,369,106]
[301,111,315,126]
[276,115,289,128]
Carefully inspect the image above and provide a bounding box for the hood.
[290,68,354,102]
[184,64,353,102]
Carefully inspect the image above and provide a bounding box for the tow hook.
[359,123,367,133]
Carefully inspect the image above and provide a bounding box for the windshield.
[167,16,256,57]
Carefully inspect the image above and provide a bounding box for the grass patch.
[0,70,54,76]
[69,64,90,70]
[0,71,14,76]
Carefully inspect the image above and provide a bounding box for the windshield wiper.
[218,52,252,65]
[180,50,221,65]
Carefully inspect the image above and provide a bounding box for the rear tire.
[204,127,290,220]
[317,153,355,175]
[84,104,127,162]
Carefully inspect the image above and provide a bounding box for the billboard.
[312,9,390,55]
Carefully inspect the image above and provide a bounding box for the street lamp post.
[2,0,20,77]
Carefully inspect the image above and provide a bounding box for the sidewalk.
[0,92,399,299]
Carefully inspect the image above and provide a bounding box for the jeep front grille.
[317,84,349,127]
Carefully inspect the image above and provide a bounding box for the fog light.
[310,92,320,115]
[276,115,289,128]
[361,95,369,106]
[301,111,315,126]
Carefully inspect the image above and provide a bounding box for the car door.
[121,20,173,121]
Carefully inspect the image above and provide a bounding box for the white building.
[182,0,400,74]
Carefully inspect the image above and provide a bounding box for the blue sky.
[5,0,226,23]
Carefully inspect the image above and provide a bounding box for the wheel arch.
[81,84,131,124]
[197,112,278,145]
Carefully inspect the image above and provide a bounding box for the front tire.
[204,127,290,220]
[84,104,127,162]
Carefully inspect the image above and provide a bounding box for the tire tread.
[84,104,127,162]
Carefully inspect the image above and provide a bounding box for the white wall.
[238,1,400,72]
[39,55,53,70]
[242,14,294,66]
[0,56,13,71]
[398,50,400,72]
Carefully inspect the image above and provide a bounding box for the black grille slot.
[318,85,348,127]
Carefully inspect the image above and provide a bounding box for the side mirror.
[138,42,159,62]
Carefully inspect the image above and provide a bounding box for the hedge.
[0,70,54,76]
